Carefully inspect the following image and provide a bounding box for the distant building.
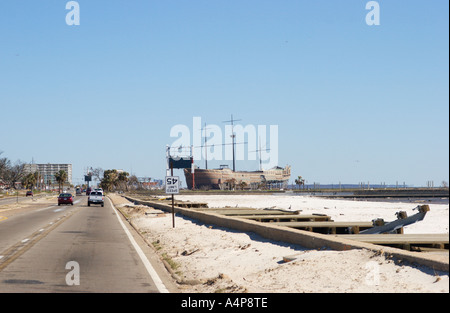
[137,177,164,190]
[24,163,73,186]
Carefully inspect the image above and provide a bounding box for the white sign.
[165,176,179,194]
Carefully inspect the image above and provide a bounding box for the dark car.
[26,190,33,197]
[86,187,92,196]
[58,193,74,206]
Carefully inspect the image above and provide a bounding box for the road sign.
[168,157,192,169]
[165,176,179,194]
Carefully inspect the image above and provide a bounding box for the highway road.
[0,195,175,293]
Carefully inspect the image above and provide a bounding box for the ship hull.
[184,166,291,190]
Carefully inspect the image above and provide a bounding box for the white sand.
[114,194,449,293]
[176,194,449,234]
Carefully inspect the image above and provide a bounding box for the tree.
[91,167,104,182]
[22,172,37,190]
[0,152,10,180]
[295,176,305,190]
[99,170,130,192]
[54,170,68,193]
[225,178,237,190]
[2,160,26,189]
[1,152,10,183]
[238,181,247,190]
[128,175,139,190]
[117,171,129,191]
[33,171,42,190]
[100,169,118,192]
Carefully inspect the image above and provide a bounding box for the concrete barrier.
[125,196,449,272]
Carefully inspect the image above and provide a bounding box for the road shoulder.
[107,195,179,293]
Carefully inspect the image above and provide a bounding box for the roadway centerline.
[0,211,76,272]
[37,205,58,212]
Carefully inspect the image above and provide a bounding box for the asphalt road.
[0,195,174,293]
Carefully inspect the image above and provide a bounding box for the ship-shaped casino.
[184,165,291,190]
[169,115,291,190]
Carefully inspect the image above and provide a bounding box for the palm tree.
[54,170,68,193]
[117,171,129,191]
[22,172,36,190]
[33,171,41,190]
[295,176,305,190]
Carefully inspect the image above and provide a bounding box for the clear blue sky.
[1,0,448,187]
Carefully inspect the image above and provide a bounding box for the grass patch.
[162,253,180,271]
[152,240,162,251]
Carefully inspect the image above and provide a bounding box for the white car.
[88,191,104,207]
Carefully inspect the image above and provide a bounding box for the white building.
[24,163,73,186]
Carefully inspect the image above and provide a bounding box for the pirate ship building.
[184,165,291,190]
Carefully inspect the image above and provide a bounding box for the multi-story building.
[24,163,72,186]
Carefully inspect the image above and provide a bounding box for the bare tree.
[92,167,104,182]
[128,175,139,190]
[0,152,11,181]
[3,161,26,189]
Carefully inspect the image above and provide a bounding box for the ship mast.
[250,136,271,171]
[259,137,262,171]
[201,123,210,169]
[223,114,241,172]
[195,118,246,172]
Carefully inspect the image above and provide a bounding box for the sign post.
[165,145,194,227]
[165,175,179,228]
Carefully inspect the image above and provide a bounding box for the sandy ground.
[109,194,449,293]
[0,194,58,216]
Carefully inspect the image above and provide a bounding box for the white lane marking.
[107,197,169,293]
[37,205,58,212]
[38,199,81,212]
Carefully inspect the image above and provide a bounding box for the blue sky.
[0,0,448,187]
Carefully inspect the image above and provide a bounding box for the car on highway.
[86,187,92,195]
[26,190,33,197]
[88,191,104,207]
[58,193,74,206]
